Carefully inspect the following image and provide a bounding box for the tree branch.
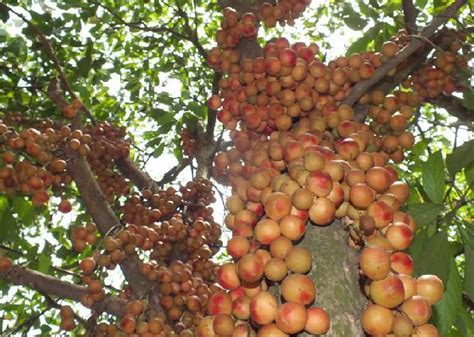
[47,81,152,299]
[402,0,418,34]
[0,265,126,317]
[157,157,192,186]
[206,72,223,137]
[115,157,161,192]
[343,0,467,107]
[428,95,474,122]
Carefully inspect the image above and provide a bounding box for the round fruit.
[275,302,308,334]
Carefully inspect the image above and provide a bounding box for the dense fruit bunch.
[0,115,131,208]
[72,178,223,336]
[181,128,199,157]
[202,2,468,336]
[258,0,311,28]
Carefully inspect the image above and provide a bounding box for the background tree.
[0,0,472,336]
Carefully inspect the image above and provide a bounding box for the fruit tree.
[0,0,473,336]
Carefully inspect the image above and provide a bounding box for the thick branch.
[47,82,152,298]
[428,95,474,122]
[353,49,431,122]
[344,0,467,107]
[0,265,126,317]
[115,157,161,193]
[402,0,418,34]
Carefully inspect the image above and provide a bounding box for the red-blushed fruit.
[385,222,413,250]
[415,275,444,305]
[392,313,414,336]
[291,188,314,211]
[58,199,72,213]
[275,302,308,334]
[120,314,137,334]
[264,257,288,282]
[367,200,393,228]
[391,252,414,275]
[249,291,278,325]
[361,304,394,336]
[280,214,306,241]
[257,323,288,337]
[254,218,281,245]
[227,236,250,259]
[366,167,392,193]
[369,274,405,308]
[305,307,330,335]
[208,95,222,110]
[281,273,316,305]
[208,291,232,315]
[349,183,375,209]
[213,313,235,336]
[197,316,217,337]
[269,236,293,259]
[412,323,441,336]
[217,263,241,290]
[285,247,312,274]
[237,254,264,283]
[0,256,13,272]
[305,170,333,197]
[309,197,336,226]
[360,246,391,281]
[399,274,417,299]
[232,295,251,320]
[79,257,96,275]
[264,192,292,221]
[401,295,432,326]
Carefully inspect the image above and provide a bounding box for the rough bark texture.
[299,221,366,336]
[0,265,127,317]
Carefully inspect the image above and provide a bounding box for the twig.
[157,157,192,186]
[428,95,474,122]
[402,0,418,34]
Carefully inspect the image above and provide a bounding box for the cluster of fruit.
[70,179,224,336]
[0,115,131,208]
[258,0,312,28]
[181,128,199,157]
[201,2,469,336]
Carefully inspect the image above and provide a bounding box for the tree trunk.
[300,220,367,336]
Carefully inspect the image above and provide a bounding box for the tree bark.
[299,221,366,336]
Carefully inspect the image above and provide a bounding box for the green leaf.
[433,259,463,334]
[463,245,474,302]
[12,196,34,227]
[0,196,17,243]
[409,230,451,284]
[407,203,444,228]
[463,88,474,110]
[421,151,445,204]
[342,3,368,30]
[465,161,474,190]
[447,140,474,177]
[346,23,381,55]
[38,253,51,274]
[456,306,474,336]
